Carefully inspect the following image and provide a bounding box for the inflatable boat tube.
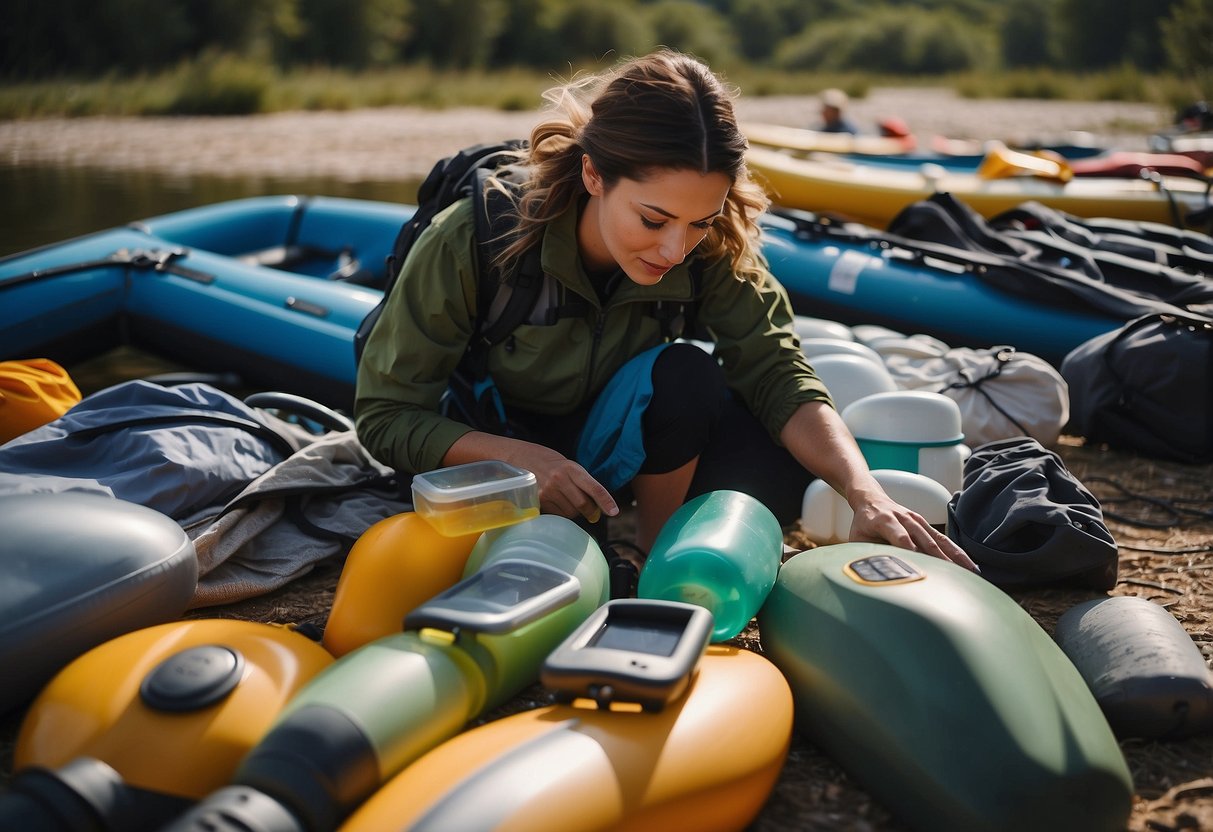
[1055,595,1213,739]
[13,618,335,800]
[758,542,1133,832]
[167,516,611,832]
[339,646,792,832]
[0,492,198,714]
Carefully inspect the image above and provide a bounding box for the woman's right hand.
[509,441,620,523]
[443,433,619,525]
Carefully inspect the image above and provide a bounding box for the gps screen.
[589,617,684,657]
[455,562,569,609]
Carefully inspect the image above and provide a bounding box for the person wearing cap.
[818,88,858,134]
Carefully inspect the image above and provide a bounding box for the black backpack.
[354,140,704,436]
[1061,311,1213,464]
[884,193,1213,323]
[353,140,555,434]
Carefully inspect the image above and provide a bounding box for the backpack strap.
[468,168,542,355]
[384,141,526,291]
[444,166,549,436]
[355,141,527,365]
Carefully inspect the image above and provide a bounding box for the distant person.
[817,88,858,134]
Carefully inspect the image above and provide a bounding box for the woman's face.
[578,157,731,286]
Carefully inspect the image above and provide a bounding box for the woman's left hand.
[848,490,980,573]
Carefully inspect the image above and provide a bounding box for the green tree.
[729,0,785,61]
[1160,0,1213,100]
[1055,0,1177,70]
[4,0,193,77]
[1000,0,1059,68]
[776,6,995,74]
[287,0,410,67]
[408,0,507,68]
[645,1,738,65]
[184,0,302,63]
[490,0,563,67]
[549,0,654,65]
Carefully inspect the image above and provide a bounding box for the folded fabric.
[576,344,671,492]
[946,436,1117,589]
[0,379,408,607]
[0,380,309,519]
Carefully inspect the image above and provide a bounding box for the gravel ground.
[0,87,1172,182]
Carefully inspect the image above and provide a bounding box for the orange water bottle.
[322,512,481,657]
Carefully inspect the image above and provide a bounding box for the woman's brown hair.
[493,49,770,285]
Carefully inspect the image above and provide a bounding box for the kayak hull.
[747,146,1209,228]
[758,543,1133,832]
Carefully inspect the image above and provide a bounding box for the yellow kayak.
[339,646,792,832]
[743,121,916,156]
[746,144,1211,228]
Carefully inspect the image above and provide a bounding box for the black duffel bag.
[946,436,1119,589]
[1061,312,1213,464]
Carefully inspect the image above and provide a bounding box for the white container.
[841,391,968,493]
[799,338,887,371]
[810,353,899,411]
[800,469,953,545]
[411,460,539,537]
[793,316,854,343]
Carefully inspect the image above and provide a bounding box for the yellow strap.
[977,141,1074,183]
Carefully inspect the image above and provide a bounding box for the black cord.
[1084,475,1213,529]
[1118,542,1213,555]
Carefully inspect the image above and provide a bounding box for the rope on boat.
[0,246,215,289]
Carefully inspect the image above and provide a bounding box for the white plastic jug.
[842,391,968,493]
[810,353,898,412]
[799,338,886,371]
[800,469,953,545]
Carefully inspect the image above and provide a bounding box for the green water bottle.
[637,490,783,641]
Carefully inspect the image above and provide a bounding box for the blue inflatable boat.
[0,196,412,407]
[4,193,1180,407]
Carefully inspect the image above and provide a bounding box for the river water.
[0,164,420,258]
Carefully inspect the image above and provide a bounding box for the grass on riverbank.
[0,56,1199,120]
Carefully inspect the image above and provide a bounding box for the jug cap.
[842,391,964,444]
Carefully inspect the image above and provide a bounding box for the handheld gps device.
[540,599,713,712]
[403,559,581,636]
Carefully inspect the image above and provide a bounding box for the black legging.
[641,343,814,523]
[510,343,815,525]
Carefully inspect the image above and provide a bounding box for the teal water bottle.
[637,490,784,641]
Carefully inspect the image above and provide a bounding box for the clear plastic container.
[412,460,539,537]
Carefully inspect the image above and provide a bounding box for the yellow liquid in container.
[420,500,540,537]
[412,460,540,537]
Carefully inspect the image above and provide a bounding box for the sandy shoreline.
[0,88,1171,182]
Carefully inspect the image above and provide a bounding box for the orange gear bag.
[0,358,82,444]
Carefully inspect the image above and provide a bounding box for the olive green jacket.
[354,197,832,474]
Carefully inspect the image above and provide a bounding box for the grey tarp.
[0,380,408,606]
